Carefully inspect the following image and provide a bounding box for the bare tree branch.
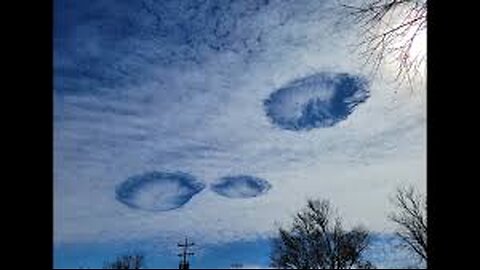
[389,185,427,266]
[103,253,146,269]
[341,0,427,90]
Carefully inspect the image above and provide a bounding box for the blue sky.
[54,0,426,268]
[54,237,272,269]
[54,234,418,269]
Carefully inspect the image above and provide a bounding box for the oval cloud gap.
[116,171,206,211]
[264,72,370,131]
[210,175,272,199]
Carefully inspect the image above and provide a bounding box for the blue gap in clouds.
[264,72,370,131]
[210,175,272,199]
[115,171,206,212]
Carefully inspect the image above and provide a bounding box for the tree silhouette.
[103,253,146,269]
[270,199,374,269]
[341,0,427,87]
[389,185,427,266]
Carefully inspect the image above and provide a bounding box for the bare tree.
[230,263,244,269]
[103,253,146,269]
[389,185,427,265]
[341,0,427,88]
[270,199,374,269]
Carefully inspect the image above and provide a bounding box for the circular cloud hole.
[210,175,271,198]
[264,72,370,131]
[116,171,206,211]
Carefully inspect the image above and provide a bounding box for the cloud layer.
[54,0,426,250]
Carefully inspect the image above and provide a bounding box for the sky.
[54,0,426,268]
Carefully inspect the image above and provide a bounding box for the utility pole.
[178,237,195,270]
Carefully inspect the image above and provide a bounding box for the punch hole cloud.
[115,171,206,211]
[53,0,426,252]
[263,72,370,131]
[210,175,272,199]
